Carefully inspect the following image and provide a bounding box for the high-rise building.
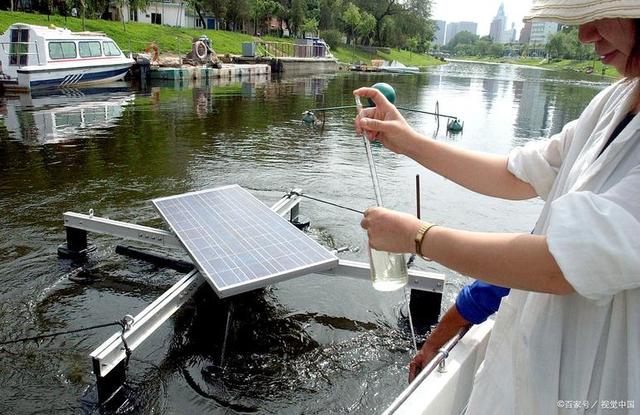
[530,22,561,44]
[445,21,478,45]
[489,3,507,43]
[519,21,532,44]
[504,22,517,43]
[433,20,446,46]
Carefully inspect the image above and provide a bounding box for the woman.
[356,1,640,413]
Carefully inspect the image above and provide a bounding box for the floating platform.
[149,63,271,82]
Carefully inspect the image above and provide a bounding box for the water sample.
[369,248,408,291]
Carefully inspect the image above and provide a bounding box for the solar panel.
[153,185,338,298]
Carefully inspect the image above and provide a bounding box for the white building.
[445,21,477,45]
[530,22,561,44]
[489,3,506,43]
[110,0,223,29]
[433,20,446,46]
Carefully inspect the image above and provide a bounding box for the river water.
[0,62,610,414]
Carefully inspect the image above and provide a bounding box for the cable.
[404,287,418,353]
[0,317,133,346]
[289,191,364,215]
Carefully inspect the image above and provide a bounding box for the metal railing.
[255,41,329,59]
[382,326,470,415]
[0,41,42,66]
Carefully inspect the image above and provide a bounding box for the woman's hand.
[353,87,419,155]
[360,207,422,253]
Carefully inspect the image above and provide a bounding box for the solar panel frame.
[153,185,338,298]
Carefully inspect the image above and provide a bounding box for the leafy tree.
[356,10,375,44]
[301,17,319,35]
[290,0,306,35]
[446,30,478,49]
[226,0,253,30]
[342,3,361,45]
[254,0,282,34]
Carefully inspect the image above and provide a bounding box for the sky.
[432,0,534,37]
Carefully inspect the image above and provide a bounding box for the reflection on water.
[0,64,612,414]
[2,87,135,144]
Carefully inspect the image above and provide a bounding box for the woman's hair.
[626,19,640,77]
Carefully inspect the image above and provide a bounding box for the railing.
[382,327,470,415]
[255,41,330,59]
[0,41,42,66]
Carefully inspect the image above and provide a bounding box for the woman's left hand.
[360,207,423,253]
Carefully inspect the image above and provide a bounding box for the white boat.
[384,321,493,414]
[379,60,421,74]
[0,23,134,91]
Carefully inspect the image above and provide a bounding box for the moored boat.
[0,23,134,91]
[379,60,421,74]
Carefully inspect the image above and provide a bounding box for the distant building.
[519,21,532,44]
[433,20,446,46]
[110,0,212,29]
[489,3,507,43]
[530,21,561,44]
[503,22,517,43]
[445,21,478,45]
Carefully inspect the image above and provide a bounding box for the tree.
[254,0,282,34]
[301,17,319,36]
[546,31,566,59]
[290,0,306,36]
[342,3,361,45]
[226,0,253,31]
[446,30,478,49]
[115,0,151,31]
[356,11,375,44]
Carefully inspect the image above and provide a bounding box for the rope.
[0,316,133,347]
[404,287,418,353]
[288,191,364,215]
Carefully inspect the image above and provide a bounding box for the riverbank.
[0,11,441,69]
[451,55,620,78]
[332,44,444,70]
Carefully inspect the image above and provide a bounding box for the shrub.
[322,29,343,49]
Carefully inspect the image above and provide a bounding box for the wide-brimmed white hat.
[524,0,640,25]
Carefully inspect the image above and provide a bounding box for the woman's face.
[578,18,637,75]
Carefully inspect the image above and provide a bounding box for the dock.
[149,63,271,82]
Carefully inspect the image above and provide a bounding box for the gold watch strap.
[414,222,437,261]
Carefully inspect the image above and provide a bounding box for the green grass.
[331,44,375,64]
[377,48,442,68]
[0,11,268,55]
[332,43,443,69]
[453,55,620,78]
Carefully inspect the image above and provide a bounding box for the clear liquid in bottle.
[369,248,408,291]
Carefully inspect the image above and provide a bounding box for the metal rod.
[416,175,421,220]
[355,95,383,206]
[307,105,357,112]
[398,106,458,120]
[382,327,469,415]
[220,303,233,366]
[305,105,457,120]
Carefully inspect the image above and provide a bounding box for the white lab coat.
[466,78,640,415]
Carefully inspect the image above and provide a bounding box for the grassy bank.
[453,55,620,78]
[1,11,442,68]
[0,11,271,55]
[331,44,443,69]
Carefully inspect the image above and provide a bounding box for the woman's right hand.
[353,87,419,155]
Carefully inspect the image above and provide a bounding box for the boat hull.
[17,63,132,90]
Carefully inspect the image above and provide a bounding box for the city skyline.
[432,0,533,38]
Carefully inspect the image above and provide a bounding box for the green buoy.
[447,118,464,133]
[367,82,396,107]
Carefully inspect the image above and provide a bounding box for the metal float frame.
[59,190,445,402]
